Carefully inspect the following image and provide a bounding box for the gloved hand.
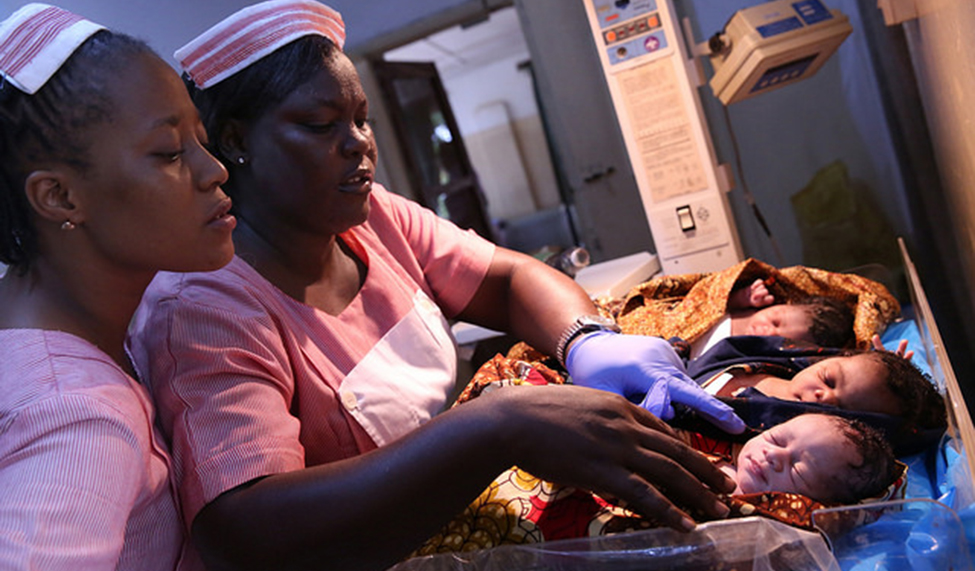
[565,331,746,434]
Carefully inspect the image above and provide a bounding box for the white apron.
[337,289,458,447]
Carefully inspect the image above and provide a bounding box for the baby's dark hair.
[829,415,899,504]
[793,296,855,348]
[0,30,154,271]
[864,350,946,431]
[184,34,340,198]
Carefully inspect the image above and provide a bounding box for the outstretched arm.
[457,247,743,434]
[192,385,736,571]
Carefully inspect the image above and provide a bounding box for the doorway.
[372,59,494,240]
[378,7,577,255]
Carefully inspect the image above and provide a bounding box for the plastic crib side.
[898,237,975,504]
[807,239,975,570]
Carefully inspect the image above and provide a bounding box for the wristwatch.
[555,314,621,367]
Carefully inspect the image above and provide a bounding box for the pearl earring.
[236,156,247,165]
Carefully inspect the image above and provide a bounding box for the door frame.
[371,59,495,240]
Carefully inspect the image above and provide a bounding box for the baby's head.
[802,296,856,348]
[753,350,946,430]
[736,297,854,348]
[734,413,897,504]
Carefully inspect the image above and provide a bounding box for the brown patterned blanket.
[613,258,899,350]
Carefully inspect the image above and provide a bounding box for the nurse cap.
[176,0,345,90]
[0,3,105,94]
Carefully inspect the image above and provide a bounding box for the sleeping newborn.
[689,337,946,436]
[703,412,897,504]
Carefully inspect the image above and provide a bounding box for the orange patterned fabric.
[452,353,563,403]
[412,356,907,558]
[615,258,900,350]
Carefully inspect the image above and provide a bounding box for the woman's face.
[71,51,235,273]
[238,51,377,237]
[734,413,859,501]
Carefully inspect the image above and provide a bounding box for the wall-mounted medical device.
[581,0,743,274]
[706,0,852,105]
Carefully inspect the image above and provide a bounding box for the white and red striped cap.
[176,0,345,90]
[0,3,104,94]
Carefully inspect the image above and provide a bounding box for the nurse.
[127,2,742,569]
[0,3,233,570]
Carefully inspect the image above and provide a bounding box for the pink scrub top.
[0,329,193,571]
[127,185,495,526]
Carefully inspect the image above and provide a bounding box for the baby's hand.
[729,278,775,310]
[871,334,914,361]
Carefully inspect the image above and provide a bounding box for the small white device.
[707,0,852,105]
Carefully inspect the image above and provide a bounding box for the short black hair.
[0,30,153,271]
[793,296,855,348]
[826,415,899,504]
[184,34,340,197]
[866,350,946,431]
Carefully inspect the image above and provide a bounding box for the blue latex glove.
[565,331,746,434]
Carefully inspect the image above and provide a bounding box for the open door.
[372,60,494,240]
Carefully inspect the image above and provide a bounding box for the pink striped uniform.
[0,330,195,570]
[127,185,495,526]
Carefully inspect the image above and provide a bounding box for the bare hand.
[483,385,735,531]
[729,278,774,310]
[871,334,914,360]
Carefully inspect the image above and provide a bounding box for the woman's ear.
[23,170,82,227]
[218,119,248,164]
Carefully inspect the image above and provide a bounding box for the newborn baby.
[690,278,855,358]
[705,413,897,504]
[689,339,946,435]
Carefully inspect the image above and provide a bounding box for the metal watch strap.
[555,315,620,367]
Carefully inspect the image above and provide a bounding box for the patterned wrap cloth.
[411,356,907,558]
[612,258,900,350]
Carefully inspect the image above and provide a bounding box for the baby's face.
[734,414,859,501]
[754,353,902,416]
[739,305,814,342]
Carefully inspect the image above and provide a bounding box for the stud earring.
[236,156,247,165]
[60,220,76,231]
